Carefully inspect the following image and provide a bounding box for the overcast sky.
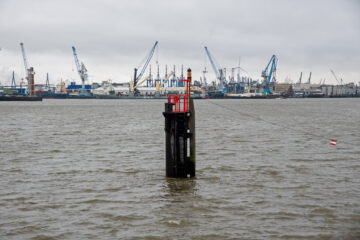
[0,0,359,85]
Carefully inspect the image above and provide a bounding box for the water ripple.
[0,99,359,239]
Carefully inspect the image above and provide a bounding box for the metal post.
[163,69,195,178]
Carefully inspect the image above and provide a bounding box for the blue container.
[18,89,26,94]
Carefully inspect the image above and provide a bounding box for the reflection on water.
[165,178,197,195]
[0,98,359,239]
[161,179,199,230]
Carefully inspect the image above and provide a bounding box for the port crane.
[72,46,88,92]
[261,54,278,95]
[20,42,30,93]
[132,41,158,94]
[307,72,312,84]
[298,72,302,84]
[204,46,226,92]
[330,69,343,85]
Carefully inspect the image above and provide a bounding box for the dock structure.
[163,69,196,178]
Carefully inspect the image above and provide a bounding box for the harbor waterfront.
[0,98,359,239]
[1,41,359,100]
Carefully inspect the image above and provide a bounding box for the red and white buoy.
[330,139,337,146]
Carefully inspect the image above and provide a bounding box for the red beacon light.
[167,69,192,113]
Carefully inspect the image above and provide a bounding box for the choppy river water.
[0,98,359,239]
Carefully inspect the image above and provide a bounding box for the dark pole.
[163,68,195,178]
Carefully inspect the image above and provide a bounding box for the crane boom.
[204,47,221,79]
[72,46,88,91]
[204,46,226,91]
[133,41,158,89]
[158,71,175,90]
[131,75,152,92]
[20,42,29,80]
[72,46,82,79]
[330,69,341,85]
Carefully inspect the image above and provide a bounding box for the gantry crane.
[72,46,88,92]
[261,55,278,94]
[132,41,158,94]
[204,46,226,91]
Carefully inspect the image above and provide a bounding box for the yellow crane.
[130,75,152,92]
[156,71,174,92]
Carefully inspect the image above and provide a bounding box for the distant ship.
[0,95,42,101]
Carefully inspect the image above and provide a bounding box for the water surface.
[0,98,359,239]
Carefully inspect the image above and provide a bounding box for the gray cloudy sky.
[0,0,359,85]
